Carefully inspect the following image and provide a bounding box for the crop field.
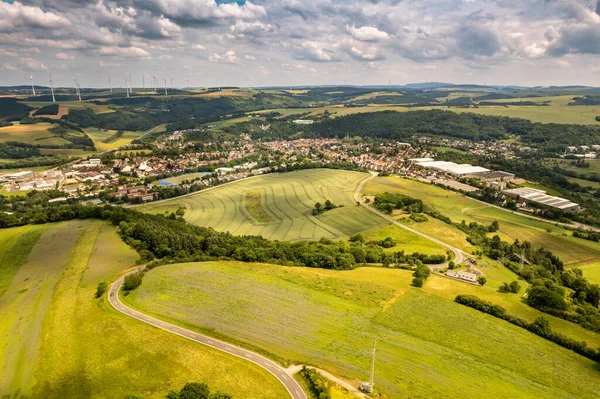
[446,103,600,125]
[23,101,118,114]
[579,262,600,285]
[159,172,210,185]
[245,190,275,223]
[84,127,146,151]
[127,261,600,399]
[0,123,64,144]
[0,220,288,399]
[139,169,389,241]
[362,176,600,266]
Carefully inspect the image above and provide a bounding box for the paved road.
[354,173,466,264]
[108,276,307,399]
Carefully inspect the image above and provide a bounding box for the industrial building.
[502,187,582,213]
[410,159,514,182]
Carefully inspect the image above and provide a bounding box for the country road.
[108,276,307,399]
[354,173,466,264]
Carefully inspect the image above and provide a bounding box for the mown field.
[84,127,146,151]
[0,221,289,399]
[127,261,600,399]
[0,123,68,145]
[362,176,600,267]
[139,169,390,241]
[23,101,118,114]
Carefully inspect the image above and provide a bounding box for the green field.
[579,262,600,285]
[139,169,389,241]
[0,123,66,144]
[0,221,289,399]
[361,224,447,256]
[127,261,600,399]
[159,172,210,185]
[84,127,146,151]
[22,101,118,114]
[362,176,600,267]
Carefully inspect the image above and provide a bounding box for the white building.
[447,270,478,282]
[292,119,314,125]
[502,187,582,213]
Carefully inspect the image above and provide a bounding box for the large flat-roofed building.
[1,170,34,182]
[415,160,490,176]
[502,187,582,213]
[465,170,515,182]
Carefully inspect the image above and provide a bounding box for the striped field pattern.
[140,169,389,241]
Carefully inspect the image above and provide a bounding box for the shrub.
[95,281,108,298]
[123,273,143,293]
[412,277,424,287]
[527,285,568,311]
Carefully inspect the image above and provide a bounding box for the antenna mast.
[360,338,377,393]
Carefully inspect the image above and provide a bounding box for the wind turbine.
[170,77,174,89]
[123,77,130,98]
[216,76,220,91]
[30,75,36,95]
[186,78,190,89]
[142,76,145,90]
[159,76,168,96]
[129,75,133,94]
[109,77,112,93]
[48,73,56,103]
[75,79,82,102]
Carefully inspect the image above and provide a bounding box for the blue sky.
[1,0,600,87]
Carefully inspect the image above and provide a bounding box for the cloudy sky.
[1,0,600,88]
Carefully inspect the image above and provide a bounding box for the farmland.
[84,127,147,151]
[139,169,389,241]
[23,101,118,114]
[0,220,289,399]
[362,176,600,267]
[126,261,600,399]
[0,122,68,145]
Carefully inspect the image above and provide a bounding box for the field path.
[108,275,307,399]
[354,173,466,264]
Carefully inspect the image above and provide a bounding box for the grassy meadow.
[362,176,600,267]
[83,127,146,151]
[0,221,290,399]
[139,169,389,241]
[127,261,600,399]
[0,123,67,145]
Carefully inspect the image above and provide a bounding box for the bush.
[95,281,108,298]
[499,280,521,293]
[527,285,568,311]
[477,276,487,286]
[123,273,143,293]
[299,366,330,399]
[412,277,424,287]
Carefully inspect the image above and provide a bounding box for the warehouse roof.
[502,187,580,210]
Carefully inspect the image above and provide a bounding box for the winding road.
[354,172,467,265]
[108,276,307,399]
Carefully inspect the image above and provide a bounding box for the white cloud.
[98,46,151,59]
[190,44,206,51]
[159,54,174,60]
[245,54,256,60]
[3,62,17,71]
[20,57,47,70]
[99,60,121,68]
[55,52,74,60]
[0,48,17,57]
[209,50,239,64]
[346,25,390,42]
[0,1,70,33]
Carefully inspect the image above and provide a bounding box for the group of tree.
[125,382,231,399]
[498,280,521,294]
[298,367,330,399]
[412,263,431,287]
[312,200,337,215]
[573,229,600,242]
[373,192,424,214]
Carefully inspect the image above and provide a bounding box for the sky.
[1,0,600,88]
